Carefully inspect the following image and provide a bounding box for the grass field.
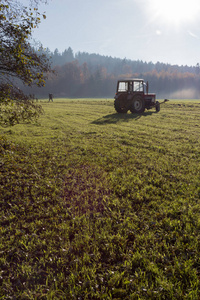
[1,98,200,299]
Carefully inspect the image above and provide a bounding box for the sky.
[28,0,200,67]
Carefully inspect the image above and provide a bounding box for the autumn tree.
[0,0,51,125]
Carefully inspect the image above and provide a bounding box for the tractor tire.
[114,99,128,113]
[155,101,160,112]
[130,96,145,113]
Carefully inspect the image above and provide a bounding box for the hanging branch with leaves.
[0,0,52,125]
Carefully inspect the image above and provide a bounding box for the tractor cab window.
[129,81,133,92]
[133,81,144,92]
[118,81,128,92]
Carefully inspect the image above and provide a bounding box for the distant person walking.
[49,93,53,102]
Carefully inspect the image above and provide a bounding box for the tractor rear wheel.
[130,96,145,113]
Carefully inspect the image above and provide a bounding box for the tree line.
[23,48,200,99]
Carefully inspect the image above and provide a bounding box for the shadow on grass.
[92,111,156,125]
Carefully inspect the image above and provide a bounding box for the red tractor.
[114,78,167,113]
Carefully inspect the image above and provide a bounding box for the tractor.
[114,78,167,113]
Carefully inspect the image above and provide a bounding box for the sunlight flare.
[149,0,200,26]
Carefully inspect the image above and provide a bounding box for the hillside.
[22,47,200,99]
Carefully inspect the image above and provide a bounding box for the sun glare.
[149,0,200,26]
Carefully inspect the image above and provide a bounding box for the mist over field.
[170,88,200,99]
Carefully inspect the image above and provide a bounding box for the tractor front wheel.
[155,101,160,112]
[130,96,145,113]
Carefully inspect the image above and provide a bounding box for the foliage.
[0,99,200,298]
[0,0,51,125]
[0,97,44,126]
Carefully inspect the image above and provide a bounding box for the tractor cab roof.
[118,78,144,82]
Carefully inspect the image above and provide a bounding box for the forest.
[22,47,200,99]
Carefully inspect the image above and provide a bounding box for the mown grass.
[1,98,200,299]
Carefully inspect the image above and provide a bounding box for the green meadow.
[1,98,200,299]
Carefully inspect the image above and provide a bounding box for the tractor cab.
[114,78,159,113]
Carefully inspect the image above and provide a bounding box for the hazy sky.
[30,0,200,66]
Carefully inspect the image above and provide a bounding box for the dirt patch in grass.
[63,164,111,216]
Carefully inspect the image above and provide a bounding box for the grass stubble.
[0,99,200,299]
